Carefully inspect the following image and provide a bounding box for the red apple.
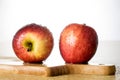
[59,23,98,64]
[12,23,54,63]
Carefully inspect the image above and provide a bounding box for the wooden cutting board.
[0,57,116,76]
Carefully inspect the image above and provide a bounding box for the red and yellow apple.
[12,23,54,63]
[59,23,98,64]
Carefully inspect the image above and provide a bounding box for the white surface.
[0,0,120,65]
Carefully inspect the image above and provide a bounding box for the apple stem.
[83,24,86,26]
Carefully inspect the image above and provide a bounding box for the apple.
[12,23,54,63]
[59,23,98,64]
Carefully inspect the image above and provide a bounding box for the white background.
[0,0,120,65]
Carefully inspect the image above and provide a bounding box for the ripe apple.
[12,23,54,63]
[59,23,98,64]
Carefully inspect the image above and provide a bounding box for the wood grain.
[0,57,116,76]
[0,64,69,76]
[0,63,116,76]
[66,64,116,75]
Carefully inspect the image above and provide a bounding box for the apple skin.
[59,23,98,64]
[12,23,54,63]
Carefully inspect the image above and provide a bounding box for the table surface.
[0,57,119,80]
